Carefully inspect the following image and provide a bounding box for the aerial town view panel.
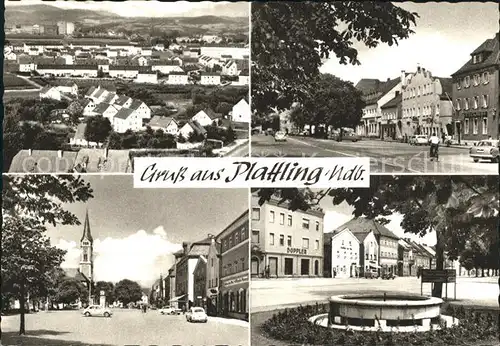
[3,1,250,173]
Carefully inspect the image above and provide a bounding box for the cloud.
[56,226,182,287]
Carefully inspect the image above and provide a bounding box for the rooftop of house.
[114,107,136,120]
[452,33,500,76]
[149,116,177,128]
[331,217,400,242]
[73,148,131,173]
[380,92,402,109]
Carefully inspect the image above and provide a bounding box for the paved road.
[225,141,250,157]
[251,276,498,313]
[1,309,249,346]
[251,135,499,174]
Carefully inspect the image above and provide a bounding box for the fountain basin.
[308,294,459,332]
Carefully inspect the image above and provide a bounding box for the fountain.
[309,293,459,332]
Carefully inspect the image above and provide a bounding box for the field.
[3,90,40,100]
[3,74,34,90]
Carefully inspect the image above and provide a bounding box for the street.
[251,134,499,174]
[1,309,249,346]
[251,276,498,313]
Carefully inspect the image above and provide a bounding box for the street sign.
[421,269,456,283]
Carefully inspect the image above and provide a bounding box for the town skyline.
[321,2,498,84]
[47,176,248,286]
[5,1,250,18]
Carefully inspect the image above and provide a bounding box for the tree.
[300,74,365,138]
[114,279,143,306]
[2,175,93,335]
[252,2,418,114]
[94,281,115,305]
[85,116,112,144]
[253,175,498,298]
[107,131,122,149]
[54,278,89,306]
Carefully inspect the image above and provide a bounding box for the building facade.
[377,229,399,276]
[192,256,207,309]
[324,229,360,278]
[206,236,221,316]
[451,33,499,142]
[251,194,324,278]
[401,65,453,138]
[380,92,402,140]
[219,211,249,321]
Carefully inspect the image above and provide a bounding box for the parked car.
[299,130,310,136]
[409,135,428,145]
[364,270,379,279]
[274,131,287,142]
[186,307,208,323]
[469,139,499,163]
[381,272,396,280]
[82,305,112,317]
[265,128,275,136]
[330,132,361,142]
[159,306,182,315]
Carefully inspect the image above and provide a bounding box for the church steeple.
[81,209,93,243]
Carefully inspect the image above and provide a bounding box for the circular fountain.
[309,294,459,332]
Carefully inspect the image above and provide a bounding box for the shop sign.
[287,247,307,255]
[223,275,248,287]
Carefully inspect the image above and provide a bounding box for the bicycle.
[430,144,439,161]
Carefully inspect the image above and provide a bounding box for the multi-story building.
[219,211,249,321]
[251,193,324,278]
[200,72,221,85]
[401,65,453,137]
[167,71,189,85]
[323,228,360,278]
[231,98,250,123]
[376,224,400,276]
[356,77,405,137]
[409,241,432,275]
[206,235,221,316]
[166,264,177,308]
[398,238,413,276]
[57,21,75,35]
[174,239,211,310]
[380,92,402,140]
[451,33,499,142]
[200,45,249,60]
[192,256,207,309]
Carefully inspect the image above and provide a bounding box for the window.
[473,118,478,134]
[269,233,275,245]
[348,241,352,246]
[269,211,275,223]
[436,104,440,115]
[252,208,260,221]
[241,227,246,241]
[473,74,480,86]
[279,213,285,225]
[211,258,214,267]
[287,215,292,226]
[279,234,285,246]
[338,250,341,259]
[235,232,239,244]
[315,240,319,250]
[482,95,488,108]
[302,218,310,229]
[287,235,292,246]
[83,253,88,261]
[366,253,369,260]
[464,119,469,134]
[464,76,470,87]
[315,221,320,231]
[473,96,479,109]
[302,238,309,249]
[456,99,461,110]
[252,230,260,243]
[464,98,470,110]
[483,72,489,84]
[482,118,488,135]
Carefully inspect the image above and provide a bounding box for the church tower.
[79,209,93,284]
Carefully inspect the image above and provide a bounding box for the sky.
[318,190,437,246]
[49,175,248,287]
[320,2,499,84]
[5,1,249,18]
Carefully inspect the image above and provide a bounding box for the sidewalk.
[209,316,249,327]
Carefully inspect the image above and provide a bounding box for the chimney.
[57,150,63,158]
[401,70,406,87]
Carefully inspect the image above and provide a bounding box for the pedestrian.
[265,265,270,279]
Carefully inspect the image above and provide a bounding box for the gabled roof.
[8,150,77,173]
[114,107,135,120]
[355,78,381,94]
[332,217,400,242]
[437,77,453,99]
[149,116,177,128]
[93,88,107,98]
[114,95,131,106]
[380,92,402,109]
[85,86,97,97]
[40,85,55,94]
[452,33,499,76]
[93,103,114,115]
[129,99,147,110]
[184,120,207,135]
[101,92,117,104]
[188,244,210,257]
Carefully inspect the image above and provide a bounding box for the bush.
[261,304,498,346]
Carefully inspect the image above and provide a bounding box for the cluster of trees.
[2,175,94,335]
[251,2,417,123]
[5,98,69,124]
[107,128,177,150]
[253,175,498,298]
[205,125,236,145]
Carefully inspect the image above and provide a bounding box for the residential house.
[179,121,207,140]
[113,108,142,133]
[200,45,249,60]
[82,99,97,116]
[451,33,499,142]
[401,64,453,137]
[40,86,61,101]
[151,60,183,74]
[222,60,238,76]
[114,95,133,108]
[231,98,250,123]
[93,103,120,121]
[167,71,189,85]
[219,211,249,321]
[192,109,220,127]
[135,71,158,84]
[36,64,98,77]
[166,265,176,308]
[137,56,148,66]
[129,100,151,121]
[54,81,78,96]
[206,235,221,316]
[380,91,402,140]
[237,69,249,86]
[323,228,360,278]
[200,72,221,85]
[109,65,139,79]
[148,116,179,135]
[398,238,413,276]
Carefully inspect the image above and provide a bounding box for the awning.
[169,295,186,302]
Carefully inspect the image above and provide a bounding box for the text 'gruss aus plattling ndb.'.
[133,158,370,188]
